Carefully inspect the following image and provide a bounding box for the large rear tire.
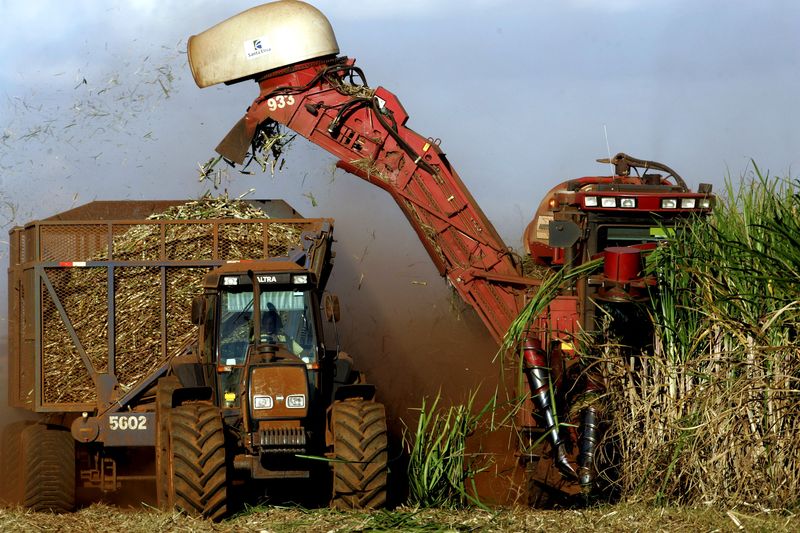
[20,424,75,513]
[167,403,227,521]
[331,399,388,509]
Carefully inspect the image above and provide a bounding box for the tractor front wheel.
[166,403,228,520]
[330,399,388,509]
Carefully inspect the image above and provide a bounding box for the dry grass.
[0,503,796,532]
[590,171,800,508]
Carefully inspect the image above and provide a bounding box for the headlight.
[223,276,238,286]
[680,198,696,209]
[286,394,306,409]
[292,274,308,284]
[253,395,273,409]
[661,199,678,209]
[700,198,712,209]
[600,197,617,208]
[584,196,598,207]
[620,198,636,208]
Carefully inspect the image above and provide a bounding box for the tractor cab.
[193,261,331,464]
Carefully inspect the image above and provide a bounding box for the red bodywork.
[225,58,711,348]
[214,55,715,499]
[231,59,525,343]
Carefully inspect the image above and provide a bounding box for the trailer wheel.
[0,421,33,506]
[330,399,388,509]
[166,403,227,521]
[20,424,75,513]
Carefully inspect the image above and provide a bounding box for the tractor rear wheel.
[330,399,388,509]
[20,424,75,512]
[166,403,227,521]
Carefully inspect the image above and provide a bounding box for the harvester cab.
[524,152,714,334]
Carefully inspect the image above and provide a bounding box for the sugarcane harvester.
[188,0,716,498]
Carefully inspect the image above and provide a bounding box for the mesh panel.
[267,222,304,257]
[115,267,162,392]
[166,267,209,358]
[46,268,109,373]
[41,277,97,405]
[112,223,161,261]
[219,222,265,260]
[40,224,108,262]
[165,223,213,260]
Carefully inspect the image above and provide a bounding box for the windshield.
[218,288,318,365]
[597,225,671,250]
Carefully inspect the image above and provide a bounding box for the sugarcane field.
[1,2,799,532]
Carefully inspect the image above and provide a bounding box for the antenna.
[603,124,614,174]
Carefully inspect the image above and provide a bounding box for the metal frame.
[9,215,332,414]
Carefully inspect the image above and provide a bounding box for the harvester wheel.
[0,420,33,506]
[525,456,557,508]
[166,403,227,521]
[525,443,575,508]
[330,399,388,509]
[20,424,75,512]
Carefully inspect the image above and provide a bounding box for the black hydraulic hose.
[255,60,368,106]
[326,97,373,135]
[369,98,437,175]
[255,60,435,176]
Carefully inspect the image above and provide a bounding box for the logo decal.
[244,36,272,59]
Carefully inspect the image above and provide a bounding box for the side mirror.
[191,295,206,325]
[323,293,341,323]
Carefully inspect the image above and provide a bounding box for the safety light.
[680,198,696,209]
[584,196,598,207]
[601,197,617,208]
[661,199,678,209]
[286,394,306,409]
[253,395,274,409]
[620,198,636,208]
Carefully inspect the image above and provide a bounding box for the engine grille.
[257,427,307,453]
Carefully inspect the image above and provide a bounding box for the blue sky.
[1,1,799,414]
[2,0,798,242]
